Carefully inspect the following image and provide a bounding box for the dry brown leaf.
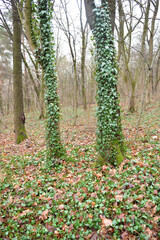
[153,216,159,222]
[62,224,68,231]
[119,163,125,172]
[100,215,112,227]
[0,167,3,182]
[39,209,49,221]
[109,169,116,176]
[91,192,97,198]
[145,200,155,209]
[115,194,123,201]
[0,217,5,223]
[59,204,65,210]
[8,196,13,205]
[54,230,59,235]
[45,223,56,232]
[88,214,93,219]
[144,227,152,237]
[20,209,32,217]
[121,231,129,240]
[153,190,158,195]
[90,233,100,240]
[117,213,125,220]
[68,223,74,233]
[102,165,108,172]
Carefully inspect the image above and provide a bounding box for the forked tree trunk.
[12,0,27,143]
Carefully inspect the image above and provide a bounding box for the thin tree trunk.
[155,51,160,93]
[0,59,3,115]
[12,0,27,144]
[73,62,78,125]
[148,0,159,99]
[39,69,45,119]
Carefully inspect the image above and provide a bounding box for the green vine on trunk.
[93,3,125,166]
[36,0,65,163]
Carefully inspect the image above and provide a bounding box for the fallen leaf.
[115,194,123,201]
[100,215,112,227]
[8,196,13,205]
[102,165,108,172]
[62,224,68,231]
[145,227,152,237]
[88,214,93,219]
[90,192,97,198]
[54,230,59,235]
[121,231,129,240]
[59,204,65,210]
[117,213,125,220]
[90,233,100,240]
[39,209,49,221]
[109,169,116,176]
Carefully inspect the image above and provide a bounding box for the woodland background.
[0,0,160,239]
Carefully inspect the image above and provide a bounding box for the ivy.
[93,3,125,166]
[36,0,65,163]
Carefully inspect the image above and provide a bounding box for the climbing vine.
[93,3,125,166]
[36,0,65,162]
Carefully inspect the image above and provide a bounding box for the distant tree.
[12,0,27,144]
[54,0,89,122]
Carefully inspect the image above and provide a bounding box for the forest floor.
[0,102,160,240]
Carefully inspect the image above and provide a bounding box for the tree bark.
[12,0,27,144]
[84,0,96,31]
[0,58,4,115]
[84,0,115,34]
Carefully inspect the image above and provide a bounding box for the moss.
[16,126,27,144]
[92,155,106,168]
[115,146,124,166]
[94,140,124,167]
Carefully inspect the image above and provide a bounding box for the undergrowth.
[0,102,160,239]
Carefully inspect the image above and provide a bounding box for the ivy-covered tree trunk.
[85,1,124,166]
[12,0,27,144]
[39,69,45,119]
[37,0,65,161]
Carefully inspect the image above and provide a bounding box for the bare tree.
[54,0,89,123]
[12,0,27,143]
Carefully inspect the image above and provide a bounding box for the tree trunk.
[39,69,45,119]
[128,81,136,113]
[73,61,78,125]
[38,0,65,161]
[84,0,115,34]
[84,1,124,166]
[155,51,160,93]
[148,0,159,99]
[102,0,115,33]
[0,61,3,115]
[12,0,27,144]
[79,0,87,110]
[81,31,87,110]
